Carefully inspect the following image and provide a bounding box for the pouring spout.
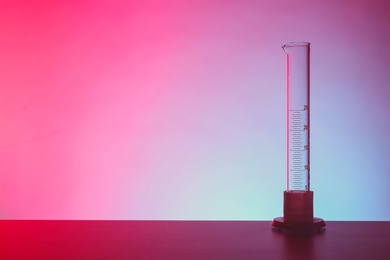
[282,44,287,53]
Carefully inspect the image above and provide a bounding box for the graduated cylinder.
[272,42,325,230]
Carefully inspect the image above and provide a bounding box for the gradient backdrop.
[1,0,389,220]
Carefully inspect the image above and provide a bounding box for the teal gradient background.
[0,0,389,220]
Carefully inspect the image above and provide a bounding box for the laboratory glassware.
[272,42,325,231]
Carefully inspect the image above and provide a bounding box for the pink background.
[1,0,389,220]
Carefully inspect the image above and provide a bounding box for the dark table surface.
[1,220,389,259]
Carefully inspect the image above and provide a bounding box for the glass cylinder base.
[272,191,325,232]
